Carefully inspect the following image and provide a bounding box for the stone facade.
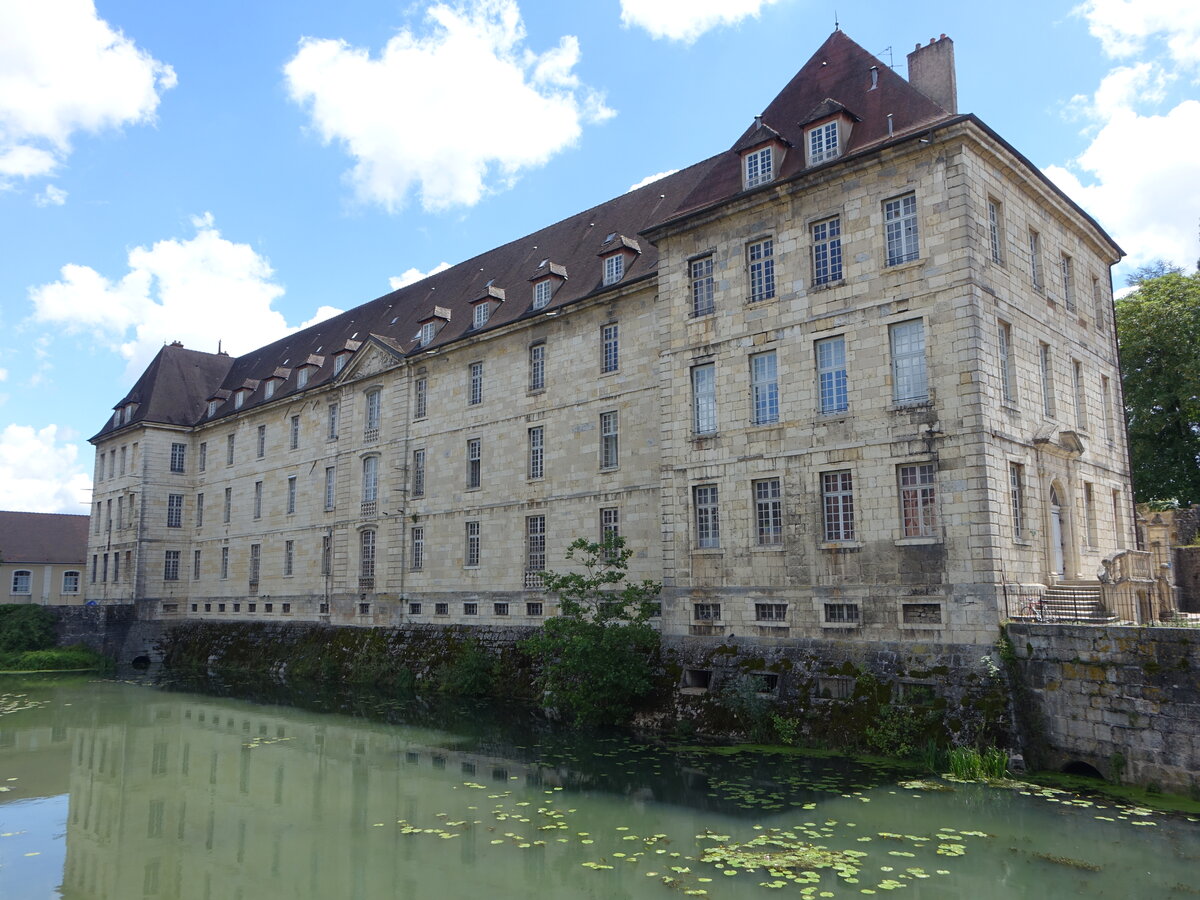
[86,31,1132,649]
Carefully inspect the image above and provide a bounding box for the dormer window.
[419,322,436,346]
[473,302,490,328]
[265,380,276,399]
[808,120,839,164]
[533,279,552,309]
[207,399,218,417]
[112,410,121,427]
[234,390,246,409]
[603,254,624,286]
[123,403,136,424]
[744,146,773,188]
[334,354,348,375]
[297,368,310,388]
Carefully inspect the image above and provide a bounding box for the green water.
[1,675,1198,899]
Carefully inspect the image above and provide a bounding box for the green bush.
[865,704,939,758]
[719,675,775,742]
[0,644,106,671]
[435,638,496,696]
[0,605,57,654]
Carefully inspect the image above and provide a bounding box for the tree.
[1116,267,1200,503]
[521,535,662,726]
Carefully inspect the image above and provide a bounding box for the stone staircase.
[1036,581,1118,624]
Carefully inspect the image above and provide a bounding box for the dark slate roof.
[0,511,89,565]
[88,31,983,438]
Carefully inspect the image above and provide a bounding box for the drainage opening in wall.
[1061,760,1106,780]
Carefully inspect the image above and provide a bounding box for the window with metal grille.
[691,255,714,316]
[528,427,543,480]
[465,521,480,567]
[469,362,483,405]
[167,494,183,528]
[601,323,619,373]
[811,216,842,285]
[170,442,186,473]
[754,479,782,545]
[163,551,180,582]
[694,484,720,548]
[529,343,545,391]
[412,449,425,497]
[466,438,481,489]
[411,526,424,570]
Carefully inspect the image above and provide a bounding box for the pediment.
[333,335,405,384]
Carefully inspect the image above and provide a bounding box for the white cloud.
[0,424,92,514]
[29,213,293,380]
[0,0,175,186]
[284,0,614,212]
[34,184,67,207]
[619,0,785,43]
[389,262,452,290]
[628,169,679,192]
[1075,0,1200,70]
[0,367,7,381]
[298,305,345,329]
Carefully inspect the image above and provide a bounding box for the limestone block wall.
[1007,623,1200,792]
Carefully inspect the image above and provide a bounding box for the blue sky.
[1,0,1197,513]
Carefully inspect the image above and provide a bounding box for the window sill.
[810,278,846,291]
[899,622,944,631]
[1012,538,1033,547]
[894,536,941,547]
[753,544,785,552]
[599,466,619,474]
[884,257,923,272]
[691,548,724,556]
[599,369,620,378]
[819,541,862,552]
[821,620,861,629]
[755,620,789,627]
[527,388,546,396]
[465,486,481,493]
[747,295,776,305]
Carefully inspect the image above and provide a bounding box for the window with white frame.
[808,120,839,164]
[164,551,180,582]
[419,322,436,346]
[691,256,714,316]
[529,343,545,391]
[816,336,848,414]
[207,399,218,417]
[754,478,783,545]
[601,323,619,373]
[1028,230,1043,290]
[1073,360,1087,430]
[412,448,425,497]
[884,193,920,265]
[167,494,183,528]
[411,526,424,570]
[743,146,773,188]
[600,411,619,469]
[526,515,546,576]
[414,377,427,419]
[198,441,206,472]
[692,363,717,434]
[811,216,842,285]
[603,254,624,286]
[289,415,300,450]
[360,530,376,581]
[998,320,1016,404]
[256,425,266,459]
[533,279,552,310]
[468,362,483,405]
[528,427,544,480]
[821,470,855,541]
[747,238,775,302]
[297,367,310,388]
[265,379,276,399]
[466,438,481,489]
[1009,462,1025,539]
[1039,342,1055,418]
[601,506,619,553]
[220,546,229,579]
[223,487,232,523]
[365,389,381,436]
[286,475,297,514]
[234,390,245,409]
[11,570,31,594]
[324,466,336,511]
[170,442,186,473]
[1061,254,1075,312]
[750,351,779,425]
[334,353,347,375]
[987,198,1004,264]
[362,456,378,504]
[284,540,295,576]
[253,481,263,519]
[889,319,928,403]
[465,521,480,567]
[694,484,720,549]
[899,464,938,537]
[62,570,80,594]
[328,403,339,440]
[473,302,490,329]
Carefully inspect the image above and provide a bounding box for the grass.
[0,645,109,673]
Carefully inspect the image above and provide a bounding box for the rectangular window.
[808,120,839,163]
[1029,229,1043,290]
[327,403,339,440]
[198,442,206,472]
[744,146,772,187]
[170,442,186,473]
[120,445,126,475]
[692,363,717,434]
[419,322,435,347]
[526,602,543,617]
[324,466,336,511]
[64,570,81,594]
[286,475,297,514]
[526,515,546,576]
[824,603,860,624]
[117,496,123,530]
[192,550,201,581]
[494,603,510,617]
[164,550,180,582]
[409,601,422,616]
[694,484,720,549]
[253,481,263,519]
[756,603,788,622]
[221,546,229,579]
[811,216,842,285]
[1084,482,1098,547]
[297,367,310,387]
[284,540,294,576]
[1009,462,1025,539]
[226,434,235,466]
[466,438,481,489]
[601,323,619,373]
[987,198,1003,264]
[473,301,490,329]
[196,493,204,528]
[899,464,938,537]
[528,427,544,480]
[890,319,928,403]
[1040,342,1055,418]
[884,193,920,265]
[822,470,855,542]
[1102,376,1115,445]
[411,526,424,571]
[1073,360,1087,430]
[256,424,266,459]
[998,321,1016,404]
[359,531,375,580]
[465,521,480,567]
[462,601,478,616]
[528,343,545,391]
[469,362,483,405]
[533,279,552,309]
[693,602,721,621]
[750,351,779,425]
[362,456,378,503]
[603,254,624,286]
[365,390,381,437]
[223,487,232,524]
[1093,276,1105,324]
[747,238,775,302]
[754,478,783,546]
[1061,255,1075,312]
[691,255,714,316]
[600,411,619,469]
[289,415,300,450]
[1112,489,1124,545]
[414,377,427,419]
[167,494,183,528]
[412,449,426,497]
[321,536,331,576]
[601,507,620,553]
[816,336,848,414]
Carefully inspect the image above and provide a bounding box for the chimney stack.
[906,34,957,114]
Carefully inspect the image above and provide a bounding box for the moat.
[2,673,1198,899]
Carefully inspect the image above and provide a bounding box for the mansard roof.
[0,511,89,565]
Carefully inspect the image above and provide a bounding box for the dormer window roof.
[295,355,323,389]
[332,340,360,375]
[469,285,505,329]
[734,117,789,190]
[416,306,451,348]
[529,262,566,310]
[598,236,640,287]
[800,101,859,168]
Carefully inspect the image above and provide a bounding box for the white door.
[1050,487,1065,576]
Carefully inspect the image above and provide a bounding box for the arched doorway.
[1049,484,1067,577]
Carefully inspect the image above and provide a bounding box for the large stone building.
[86,31,1136,646]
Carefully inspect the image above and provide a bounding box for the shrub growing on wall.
[0,605,57,654]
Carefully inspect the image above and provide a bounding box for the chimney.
[906,34,957,114]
